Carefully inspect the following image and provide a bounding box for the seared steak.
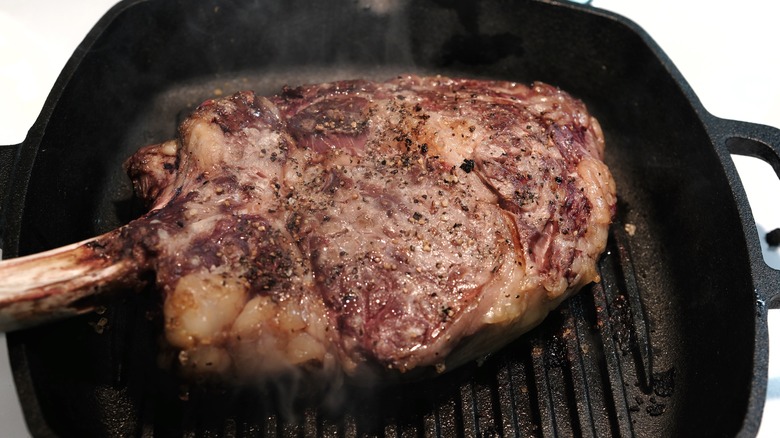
[0,75,616,382]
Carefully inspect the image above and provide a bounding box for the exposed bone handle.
[0,232,133,331]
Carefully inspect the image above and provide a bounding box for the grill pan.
[2,0,780,436]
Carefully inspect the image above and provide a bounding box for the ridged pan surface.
[3,0,766,436]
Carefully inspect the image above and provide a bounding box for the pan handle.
[0,143,22,259]
[711,117,780,308]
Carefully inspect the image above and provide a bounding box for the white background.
[1,0,779,436]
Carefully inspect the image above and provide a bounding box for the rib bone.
[0,230,135,331]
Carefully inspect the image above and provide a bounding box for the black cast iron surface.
[2,0,780,436]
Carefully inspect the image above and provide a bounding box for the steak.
[0,75,616,383]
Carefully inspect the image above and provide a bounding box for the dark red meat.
[0,75,616,383]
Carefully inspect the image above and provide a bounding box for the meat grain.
[0,75,616,382]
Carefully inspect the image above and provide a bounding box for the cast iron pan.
[2,0,780,436]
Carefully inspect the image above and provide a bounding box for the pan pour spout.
[0,76,616,383]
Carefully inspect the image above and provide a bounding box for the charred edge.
[281,85,305,100]
[173,147,182,172]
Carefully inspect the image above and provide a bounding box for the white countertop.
[1,1,779,436]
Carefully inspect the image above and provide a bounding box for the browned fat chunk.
[2,76,617,382]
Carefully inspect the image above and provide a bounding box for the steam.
[357,0,408,15]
